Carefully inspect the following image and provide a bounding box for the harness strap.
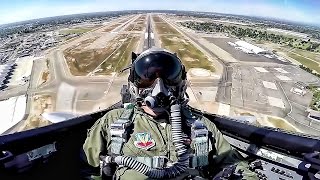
[130,155,212,169]
[109,107,135,155]
[109,107,214,169]
[132,156,169,168]
[190,119,212,168]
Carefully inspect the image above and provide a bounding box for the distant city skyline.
[1,0,319,25]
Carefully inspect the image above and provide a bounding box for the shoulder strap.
[109,106,136,155]
[183,107,214,168]
[190,119,213,168]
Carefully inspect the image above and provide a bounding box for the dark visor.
[133,52,183,88]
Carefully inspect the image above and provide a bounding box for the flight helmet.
[128,48,188,110]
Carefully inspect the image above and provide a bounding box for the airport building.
[234,40,268,54]
[0,63,17,90]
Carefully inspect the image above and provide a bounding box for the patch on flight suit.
[133,132,156,150]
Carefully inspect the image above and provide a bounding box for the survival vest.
[108,105,215,169]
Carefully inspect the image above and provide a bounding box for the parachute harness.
[100,48,213,178]
[101,99,211,179]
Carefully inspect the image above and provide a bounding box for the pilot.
[82,48,258,180]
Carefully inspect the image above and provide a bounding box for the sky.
[0,0,319,25]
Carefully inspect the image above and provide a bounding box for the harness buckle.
[190,119,210,168]
[152,156,168,168]
[191,120,208,139]
[110,120,131,139]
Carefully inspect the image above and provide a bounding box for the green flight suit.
[83,107,258,180]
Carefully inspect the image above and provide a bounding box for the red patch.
[134,132,156,150]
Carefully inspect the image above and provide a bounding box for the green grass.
[290,49,320,62]
[309,86,320,111]
[160,35,215,72]
[288,52,320,73]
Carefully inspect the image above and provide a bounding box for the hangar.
[234,40,268,54]
[0,63,17,89]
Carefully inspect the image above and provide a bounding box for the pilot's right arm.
[82,109,124,179]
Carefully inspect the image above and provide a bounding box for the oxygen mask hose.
[102,97,189,179]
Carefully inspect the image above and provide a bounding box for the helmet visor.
[134,52,183,88]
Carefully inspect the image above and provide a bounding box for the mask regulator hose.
[101,97,189,178]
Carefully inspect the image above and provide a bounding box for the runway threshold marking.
[262,81,278,90]
[254,67,269,73]
[276,75,292,81]
[267,96,285,109]
[274,68,289,74]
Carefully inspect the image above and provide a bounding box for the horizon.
[2,10,319,27]
[0,0,320,26]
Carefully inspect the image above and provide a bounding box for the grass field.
[123,15,146,32]
[96,35,139,75]
[160,35,215,72]
[309,87,320,111]
[152,16,163,23]
[103,23,121,32]
[153,16,214,72]
[291,49,320,62]
[60,28,93,34]
[132,25,145,31]
[135,15,146,22]
[125,23,144,31]
[64,35,127,76]
[155,22,180,35]
[118,17,130,24]
[288,52,320,73]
